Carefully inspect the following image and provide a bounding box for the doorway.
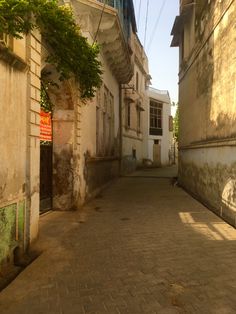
[39,83,53,214]
[153,139,161,166]
[40,143,52,213]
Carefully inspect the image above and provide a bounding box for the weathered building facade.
[71,0,137,199]
[171,0,236,225]
[122,35,150,173]
[0,0,137,275]
[0,31,41,274]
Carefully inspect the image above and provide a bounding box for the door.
[40,144,52,213]
[153,141,161,166]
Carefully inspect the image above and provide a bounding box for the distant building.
[121,34,150,173]
[147,88,173,166]
[171,0,236,226]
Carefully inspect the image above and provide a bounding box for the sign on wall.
[40,110,52,141]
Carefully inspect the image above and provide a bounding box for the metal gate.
[40,144,52,213]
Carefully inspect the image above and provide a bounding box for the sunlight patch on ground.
[179,212,236,241]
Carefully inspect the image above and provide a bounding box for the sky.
[133,0,179,106]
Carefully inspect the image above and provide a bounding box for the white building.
[147,87,173,166]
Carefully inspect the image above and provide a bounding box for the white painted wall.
[147,89,173,166]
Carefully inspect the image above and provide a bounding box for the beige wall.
[178,0,236,225]
[0,31,41,269]
[122,34,150,172]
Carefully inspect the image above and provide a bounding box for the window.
[137,107,141,132]
[103,86,109,155]
[126,103,131,128]
[136,72,139,91]
[96,84,114,156]
[108,93,114,154]
[149,100,163,135]
[0,33,13,48]
[96,106,100,155]
[96,87,101,156]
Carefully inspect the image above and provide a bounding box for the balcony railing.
[149,87,169,95]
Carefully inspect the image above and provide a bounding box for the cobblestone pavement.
[1,167,236,314]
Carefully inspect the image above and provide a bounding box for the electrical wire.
[144,0,150,49]
[93,0,107,45]
[147,0,166,52]
[137,0,142,31]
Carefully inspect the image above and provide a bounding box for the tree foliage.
[173,104,179,142]
[0,0,102,99]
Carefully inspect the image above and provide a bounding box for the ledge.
[86,156,119,163]
[179,137,236,150]
[123,133,143,142]
[0,43,28,71]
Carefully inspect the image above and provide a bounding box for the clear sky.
[133,0,179,105]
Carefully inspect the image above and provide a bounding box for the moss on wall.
[18,201,25,243]
[0,204,17,266]
[0,201,25,268]
[179,157,236,227]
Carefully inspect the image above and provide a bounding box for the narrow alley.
[1,167,236,314]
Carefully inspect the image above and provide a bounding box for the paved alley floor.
[1,166,236,314]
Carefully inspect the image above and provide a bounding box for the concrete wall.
[177,0,236,226]
[0,32,41,271]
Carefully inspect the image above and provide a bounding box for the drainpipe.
[119,83,123,175]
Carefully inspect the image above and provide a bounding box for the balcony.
[96,0,136,42]
[71,0,135,83]
[148,87,171,105]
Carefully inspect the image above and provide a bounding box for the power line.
[147,0,166,52]
[144,0,150,49]
[137,0,142,31]
[93,0,107,45]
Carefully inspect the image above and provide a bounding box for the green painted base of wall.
[0,200,25,270]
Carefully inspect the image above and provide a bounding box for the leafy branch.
[0,0,102,99]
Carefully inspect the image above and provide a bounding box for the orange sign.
[40,110,52,141]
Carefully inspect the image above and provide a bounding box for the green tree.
[173,103,179,142]
[0,0,102,99]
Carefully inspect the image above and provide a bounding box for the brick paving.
[1,166,236,313]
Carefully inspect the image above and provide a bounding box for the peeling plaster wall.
[53,110,74,210]
[178,0,236,226]
[43,64,80,211]
[79,53,120,202]
[0,31,41,272]
[179,147,236,226]
[0,37,29,269]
